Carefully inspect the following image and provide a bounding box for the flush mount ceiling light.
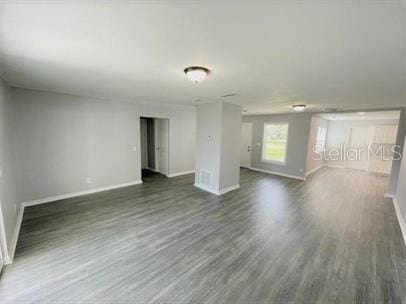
[358,112,365,115]
[184,66,210,83]
[292,104,306,112]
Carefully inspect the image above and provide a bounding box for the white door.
[154,119,169,176]
[240,123,253,168]
[346,127,371,171]
[369,125,398,175]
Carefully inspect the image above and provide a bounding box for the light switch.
[132,146,137,152]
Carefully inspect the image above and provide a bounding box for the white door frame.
[138,116,171,179]
[154,118,170,176]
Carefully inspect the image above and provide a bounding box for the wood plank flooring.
[0,167,405,303]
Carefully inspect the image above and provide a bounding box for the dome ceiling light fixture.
[184,66,210,83]
[292,104,307,112]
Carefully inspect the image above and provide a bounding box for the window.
[262,123,289,164]
[315,127,327,152]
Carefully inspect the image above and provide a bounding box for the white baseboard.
[0,203,12,264]
[22,180,143,207]
[167,170,195,178]
[218,184,240,195]
[385,193,395,199]
[5,205,25,265]
[194,183,240,196]
[4,180,143,264]
[392,197,406,247]
[305,164,324,177]
[194,183,218,195]
[324,164,346,169]
[249,167,306,181]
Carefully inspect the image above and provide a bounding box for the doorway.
[311,110,400,176]
[241,122,253,168]
[140,117,169,180]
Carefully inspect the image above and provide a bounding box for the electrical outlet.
[86,177,92,184]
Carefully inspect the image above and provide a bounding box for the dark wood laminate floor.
[0,168,405,303]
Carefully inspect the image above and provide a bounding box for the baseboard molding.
[305,164,324,177]
[249,167,306,181]
[194,183,240,196]
[194,183,218,195]
[167,170,195,178]
[385,193,395,199]
[392,197,406,247]
[0,203,12,264]
[4,180,143,264]
[218,184,240,195]
[5,205,25,265]
[22,180,143,207]
[324,164,346,169]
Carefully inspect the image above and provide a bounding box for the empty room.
[0,1,405,303]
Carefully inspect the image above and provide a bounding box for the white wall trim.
[168,170,195,178]
[324,164,346,169]
[218,184,240,195]
[194,183,240,196]
[6,205,24,265]
[22,180,143,207]
[250,167,306,181]
[0,203,12,264]
[392,197,406,247]
[194,183,219,195]
[5,180,143,264]
[384,193,395,199]
[305,164,324,177]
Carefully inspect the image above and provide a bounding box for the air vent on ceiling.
[221,93,238,98]
[323,108,340,112]
[199,170,212,188]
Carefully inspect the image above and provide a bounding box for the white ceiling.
[317,110,400,121]
[0,1,405,113]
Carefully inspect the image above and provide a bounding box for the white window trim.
[261,122,289,166]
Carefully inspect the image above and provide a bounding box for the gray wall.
[195,102,222,191]
[243,113,312,179]
[395,135,406,242]
[0,78,18,257]
[219,102,242,189]
[389,108,406,196]
[195,102,242,193]
[11,88,196,204]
